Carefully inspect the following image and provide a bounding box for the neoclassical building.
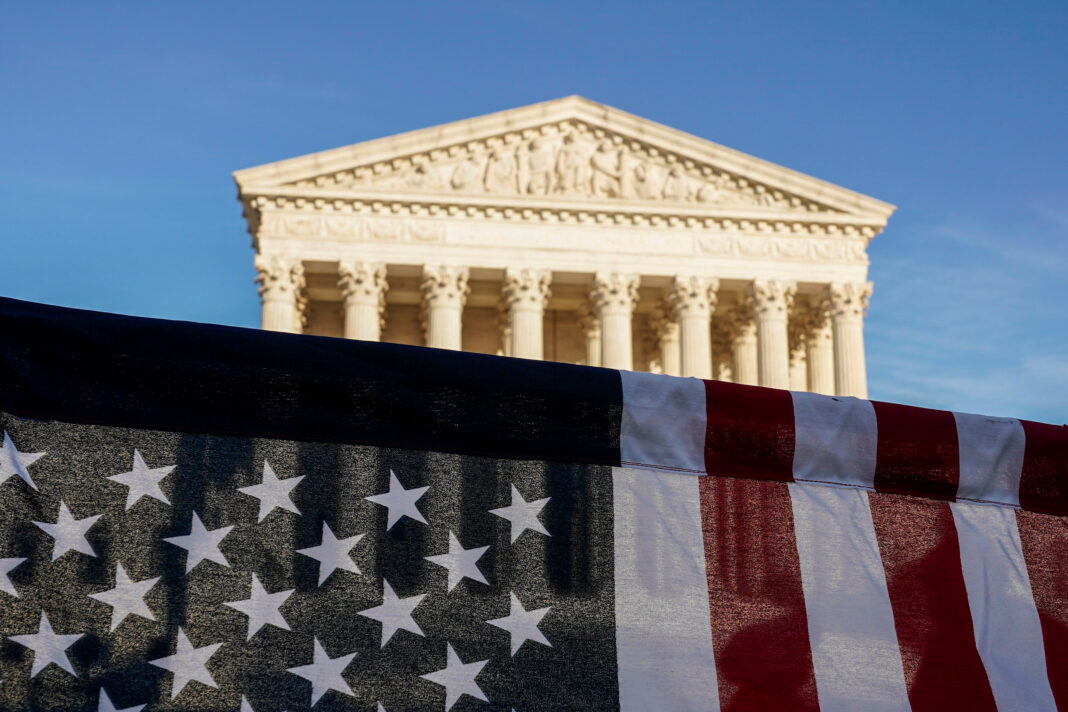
[234,96,894,397]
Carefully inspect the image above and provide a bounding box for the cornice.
[239,185,886,239]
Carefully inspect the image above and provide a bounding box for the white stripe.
[612,467,720,711]
[619,371,706,474]
[953,412,1025,507]
[788,483,911,712]
[951,502,1057,711]
[792,391,878,488]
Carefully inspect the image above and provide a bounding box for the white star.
[163,512,233,573]
[223,573,294,640]
[357,579,426,647]
[238,460,303,523]
[148,628,222,699]
[34,501,101,561]
[489,485,550,543]
[8,611,83,677]
[97,688,145,712]
[88,562,160,631]
[0,431,44,490]
[107,449,174,510]
[240,696,254,712]
[286,637,357,706]
[296,522,364,586]
[425,531,489,592]
[0,557,26,597]
[365,469,429,529]
[487,592,552,656]
[420,643,488,711]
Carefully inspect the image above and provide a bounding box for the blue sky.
[2,1,1065,423]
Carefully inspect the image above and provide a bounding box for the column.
[789,322,808,391]
[421,265,469,350]
[502,268,552,360]
[727,300,759,386]
[338,261,387,341]
[591,272,640,370]
[578,301,602,367]
[804,296,835,395]
[829,281,872,398]
[651,302,681,376]
[710,318,734,382]
[254,254,305,333]
[671,276,717,379]
[749,279,796,389]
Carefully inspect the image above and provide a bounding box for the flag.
[0,296,1064,711]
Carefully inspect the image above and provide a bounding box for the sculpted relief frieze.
[289,121,838,214]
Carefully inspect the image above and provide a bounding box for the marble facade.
[234,96,895,397]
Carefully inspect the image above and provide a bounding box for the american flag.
[0,296,1064,711]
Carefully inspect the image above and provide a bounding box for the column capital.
[726,300,757,338]
[421,265,470,308]
[577,300,602,337]
[591,272,640,315]
[254,254,305,301]
[338,261,387,304]
[670,275,720,314]
[828,281,873,320]
[502,268,552,311]
[748,279,797,318]
[650,301,679,339]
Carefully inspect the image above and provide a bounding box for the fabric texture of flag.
[0,296,1064,711]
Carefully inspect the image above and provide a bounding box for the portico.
[235,96,894,397]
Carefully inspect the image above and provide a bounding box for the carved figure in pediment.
[661,166,691,202]
[696,174,728,204]
[634,161,664,200]
[523,137,555,195]
[450,156,484,191]
[484,148,518,193]
[590,140,622,198]
[406,162,445,191]
[554,132,592,195]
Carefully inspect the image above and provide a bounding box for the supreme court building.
[234,96,894,397]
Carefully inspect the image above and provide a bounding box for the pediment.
[234,96,895,222]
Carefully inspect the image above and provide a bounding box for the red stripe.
[1019,421,1068,516]
[1016,509,1068,710]
[872,401,959,499]
[699,477,818,712]
[704,381,794,481]
[868,493,996,711]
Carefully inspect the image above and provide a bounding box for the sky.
[1,1,1065,423]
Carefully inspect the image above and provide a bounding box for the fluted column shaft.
[805,298,835,395]
[830,281,872,398]
[591,272,640,370]
[579,303,602,367]
[503,268,552,360]
[750,280,796,389]
[422,266,469,351]
[338,262,387,341]
[671,276,717,379]
[728,303,759,386]
[652,303,681,376]
[255,254,305,334]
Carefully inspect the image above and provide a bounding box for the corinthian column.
[727,301,758,386]
[502,268,552,360]
[829,281,873,398]
[338,261,387,341]
[591,272,640,370]
[651,302,681,376]
[421,265,469,350]
[749,280,796,389]
[804,296,835,395]
[788,315,808,391]
[254,254,305,333]
[671,276,718,379]
[578,301,601,367]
